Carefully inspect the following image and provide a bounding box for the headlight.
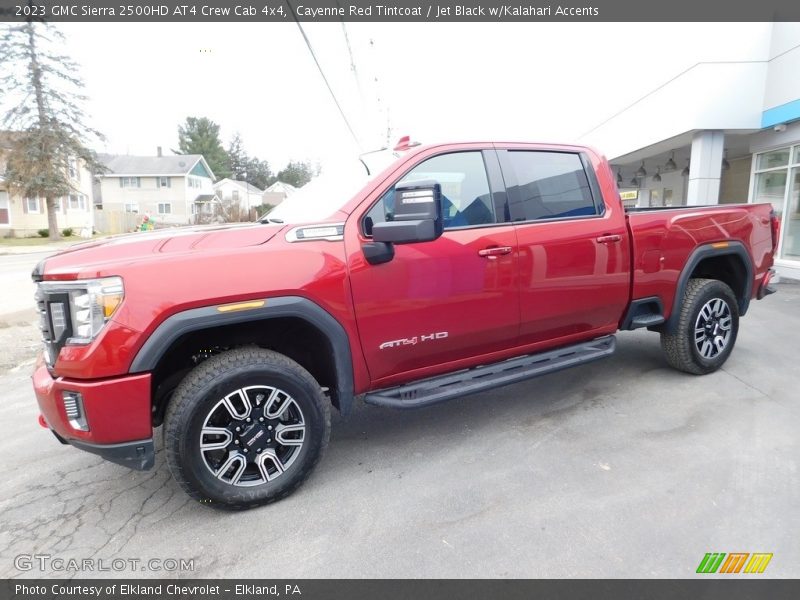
[36,277,124,347]
[67,277,124,344]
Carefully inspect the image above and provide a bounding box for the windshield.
[261,150,399,225]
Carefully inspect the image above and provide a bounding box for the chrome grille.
[34,285,71,366]
[35,287,51,343]
[49,302,68,339]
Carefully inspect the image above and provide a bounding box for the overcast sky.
[55,22,771,172]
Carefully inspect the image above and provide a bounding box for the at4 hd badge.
[379,332,448,350]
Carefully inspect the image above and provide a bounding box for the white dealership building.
[581,22,800,280]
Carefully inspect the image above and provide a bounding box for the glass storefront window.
[753,145,800,261]
[757,149,791,170]
[753,145,800,263]
[753,170,787,217]
[781,168,800,261]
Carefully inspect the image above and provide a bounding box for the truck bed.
[625,202,775,323]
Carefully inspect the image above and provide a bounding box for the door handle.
[478,246,513,259]
[595,234,622,244]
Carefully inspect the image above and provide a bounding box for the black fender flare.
[129,296,355,416]
[664,241,753,334]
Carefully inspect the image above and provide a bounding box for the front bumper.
[69,438,154,470]
[32,356,154,471]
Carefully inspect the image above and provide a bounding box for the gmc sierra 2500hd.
[31,141,778,509]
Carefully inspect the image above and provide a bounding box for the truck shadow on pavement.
[2,332,673,576]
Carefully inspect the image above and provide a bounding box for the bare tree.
[0,16,104,239]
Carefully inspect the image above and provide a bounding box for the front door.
[348,149,520,386]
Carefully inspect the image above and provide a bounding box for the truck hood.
[43,223,285,278]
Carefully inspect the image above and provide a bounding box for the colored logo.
[696,552,773,574]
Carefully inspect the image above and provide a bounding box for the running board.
[364,335,616,409]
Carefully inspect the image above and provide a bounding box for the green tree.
[225,132,272,190]
[176,117,231,180]
[226,132,248,181]
[0,20,104,239]
[275,160,317,188]
[245,157,273,190]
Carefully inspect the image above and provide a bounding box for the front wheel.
[660,278,740,375]
[164,348,331,510]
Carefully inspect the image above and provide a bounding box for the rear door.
[347,148,520,386]
[497,147,630,345]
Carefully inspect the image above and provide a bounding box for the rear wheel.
[164,348,330,510]
[661,278,739,375]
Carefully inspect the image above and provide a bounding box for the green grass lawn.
[0,236,65,246]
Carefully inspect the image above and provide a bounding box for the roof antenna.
[358,145,389,176]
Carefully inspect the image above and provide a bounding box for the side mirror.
[372,181,443,244]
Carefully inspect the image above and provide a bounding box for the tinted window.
[365,151,494,235]
[506,151,598,221]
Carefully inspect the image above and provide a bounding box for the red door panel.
[348,226,519,384]
[515,217,629,344]
[496,146,631,345]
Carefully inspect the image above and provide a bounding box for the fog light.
[62,391,89,431]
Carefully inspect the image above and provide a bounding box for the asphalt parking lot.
[0,282,797,579]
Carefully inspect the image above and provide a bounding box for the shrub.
[62,228,73,237]
[255,203,275,218]
[38,229,49,238]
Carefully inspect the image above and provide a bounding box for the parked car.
[31,141,778,509]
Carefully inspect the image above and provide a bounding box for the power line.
[334,1,364,103]
[286,1,362,151]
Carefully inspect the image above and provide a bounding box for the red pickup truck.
[31,141,778,510]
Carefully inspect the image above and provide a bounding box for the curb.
[0,244,74,256]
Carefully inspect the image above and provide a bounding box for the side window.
[364,151,495,236]
[506,151,599,222]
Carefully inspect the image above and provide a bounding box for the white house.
[95,151,218,231]
[262,181,297,207]
[213,178,265,215]
[0,132,94,238]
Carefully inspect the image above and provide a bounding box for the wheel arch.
[663,242,753,334]
[129,296,355,420]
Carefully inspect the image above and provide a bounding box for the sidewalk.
[0,238,97,256]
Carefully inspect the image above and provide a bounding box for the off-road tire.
[164,347,331,510]
[661,278,739,375]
